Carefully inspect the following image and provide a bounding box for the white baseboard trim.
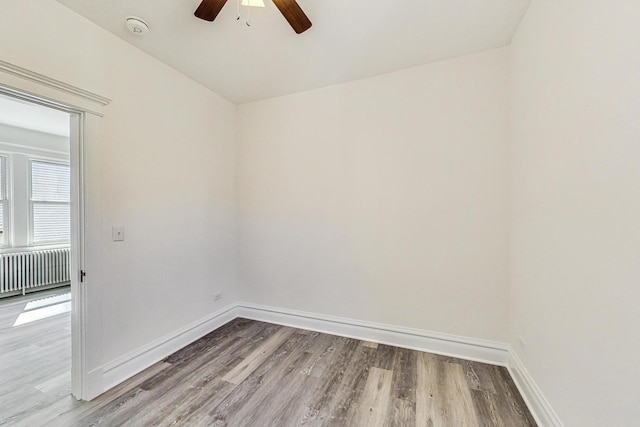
[98,303,238,398]
[236,302,509,366]
[86,367,105,401]
[507,348,564,427]
[92,300,560,427]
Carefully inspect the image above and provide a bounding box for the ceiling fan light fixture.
[241,0,265,7]
[195,0,311,33]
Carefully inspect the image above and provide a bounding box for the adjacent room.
[0,0,638,426]
[0,94,73,423]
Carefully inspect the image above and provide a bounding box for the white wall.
[237,49,510,341]
[0,0,237,375]
[0,123,69,153]
[509,1,640,425]
[5,2,637,422]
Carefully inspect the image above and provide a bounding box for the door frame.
[0,59,110,400]
[69,111,86,398]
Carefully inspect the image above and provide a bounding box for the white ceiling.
[0,94,70,137]
[55,0,531,104]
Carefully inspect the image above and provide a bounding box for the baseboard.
[236,302,509,366]
[507,348,564,427]
[85,367,105,401]
[94,301,507,399]
[98,303,238,397]
[93,300,560,427]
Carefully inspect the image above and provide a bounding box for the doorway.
[0,90,83,420]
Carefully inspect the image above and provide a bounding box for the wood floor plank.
[232,322,285,359]
[387,347,417,427]
[443,361,481,426]
[487,365,538,427]
[463,360,498,394]
[290,336,362,425]
[471,389,508,427]
[372,344,395,371]
[0,288,71,426]
[225,350,316,426]
[75,387,150,426]
[416,352,481,426]
[301,333,341,378]
[221,326,296,385]
[26,361,173,427]
[270,374,320,427]
[155,332,313,426]
[200,331,315,425]
[350,367,393,426]
[326,345,378,426]
[416,352,440,425]
[101,326,272,426]
[34,371,69,394]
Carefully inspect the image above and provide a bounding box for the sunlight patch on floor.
[24,292,71,311]
[13,300,71,326]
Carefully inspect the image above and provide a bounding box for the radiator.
[0,248,70,295]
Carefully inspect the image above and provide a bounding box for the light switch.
[112,226,125,242]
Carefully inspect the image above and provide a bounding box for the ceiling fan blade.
[194,0,229,21]
[272,0,312,34]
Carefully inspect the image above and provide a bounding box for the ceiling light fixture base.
[125,17,150,36]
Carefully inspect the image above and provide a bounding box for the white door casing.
[0,59,110,400]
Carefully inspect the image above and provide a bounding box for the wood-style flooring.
[0,288,71,426]
[1,312,536,426]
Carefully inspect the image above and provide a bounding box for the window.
[0,156,5,247]
[30,160,70,245]
[0,153,70,249]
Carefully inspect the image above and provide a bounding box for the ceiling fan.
[194,0,312,34]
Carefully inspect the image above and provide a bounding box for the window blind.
[31,161,70,244]
[0,158,4,246]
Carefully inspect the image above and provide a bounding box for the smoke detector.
[125,17,149,36]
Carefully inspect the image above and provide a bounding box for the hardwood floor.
[1,314,536,426]
[0,288,71,426]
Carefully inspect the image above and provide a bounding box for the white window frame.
[0,147,70,253]
[28,157,71,247]
[0,154,8,248]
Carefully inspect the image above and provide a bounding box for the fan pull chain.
[236,0,240,20]
[246,5,251,26]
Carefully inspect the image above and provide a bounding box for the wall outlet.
[213,292,222,301]
[519,336,528,353]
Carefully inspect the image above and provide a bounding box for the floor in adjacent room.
[0,287,71,426]
[2,315,536,426]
